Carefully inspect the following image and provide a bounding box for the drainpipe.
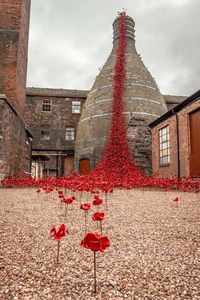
[56,151,59,177]
[172,108,180,180]
[29,137,33,175]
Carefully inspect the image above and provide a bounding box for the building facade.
[25,88,87,177]
[0,0,32,178]
[150,90,200,178]
[24,88,185,177]
[1,1,194,179]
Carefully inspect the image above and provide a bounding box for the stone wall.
[127,116,152,175]
[25,88,87,176]
[0,96,31,179]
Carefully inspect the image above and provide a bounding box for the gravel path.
[0,188,199,299]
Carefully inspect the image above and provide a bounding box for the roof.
[26,87,89,98]
[163,94,186,105]
[149,89,200,128]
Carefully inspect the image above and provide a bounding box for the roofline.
[26,87,89,98]
[149,89,200,128]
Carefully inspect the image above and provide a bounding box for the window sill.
[159,163,170,167]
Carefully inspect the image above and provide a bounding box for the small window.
[72,101,81,114]
[66,128,74,141]
[41,130,50,140]
[159,125,170,165]
[42,100,52,112]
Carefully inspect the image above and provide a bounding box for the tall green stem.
[57,240,60,264]
[94,251,97,293]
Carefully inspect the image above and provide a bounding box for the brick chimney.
[0,0,31,116]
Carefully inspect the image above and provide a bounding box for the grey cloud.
[27,0,199,96]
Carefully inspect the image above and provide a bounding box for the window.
[42,100,52,112]
[41,130,50,140]
[72,101,81,114]
[66,128,74,141]
[159,125,170,165]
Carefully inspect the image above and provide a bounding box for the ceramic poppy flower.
[81,232,110,252]
[58,190,63,195]
[173,197,179,203]
[92,212,105,221]
[93,196,103,206]
[61,197,74,204]
[50,224,66,241]
[80,203,91,211]
[173,196,180,207]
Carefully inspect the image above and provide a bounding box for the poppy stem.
[105,194,108,211]
[84,211,87,234]
[57,240,60,264]
[94,251,97,294]
[64,204,68,222]
[100,221,102,235]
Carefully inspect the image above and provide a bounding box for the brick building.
[150,90,200,178]
[0,0,32,178]
[1,1,196,179]
[25,88,87,177]
[24,90,184,177]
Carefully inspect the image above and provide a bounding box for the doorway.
[79,158,90,175]
[189,109,200,176]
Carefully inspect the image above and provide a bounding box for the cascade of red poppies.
[1,12,200,192]
[90,12,142,184]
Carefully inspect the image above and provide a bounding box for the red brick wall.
[0,0,31,116]
[178,98,200,176]
[16,0,31,115]
[151,98,200,178]
[0,0,21,30]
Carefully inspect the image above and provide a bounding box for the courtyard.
[0,188,199,299]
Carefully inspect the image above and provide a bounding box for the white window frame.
[159,125,170,165]
[72,101,81,114]
[42,100,52,112]
[66,128,74,141]
[41,130,50,140]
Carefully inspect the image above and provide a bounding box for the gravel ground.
[0,188,199,300]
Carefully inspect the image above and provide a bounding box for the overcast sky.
[27,0,200,96]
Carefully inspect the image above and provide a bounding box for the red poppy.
[81,232,110,252]
[80,203,91,211]
[50,224,67,241]
[36,189,41,193]
[173,197,179,203]
[61,197,74,204]
[93,196,103,206]
[92,212,105,221]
